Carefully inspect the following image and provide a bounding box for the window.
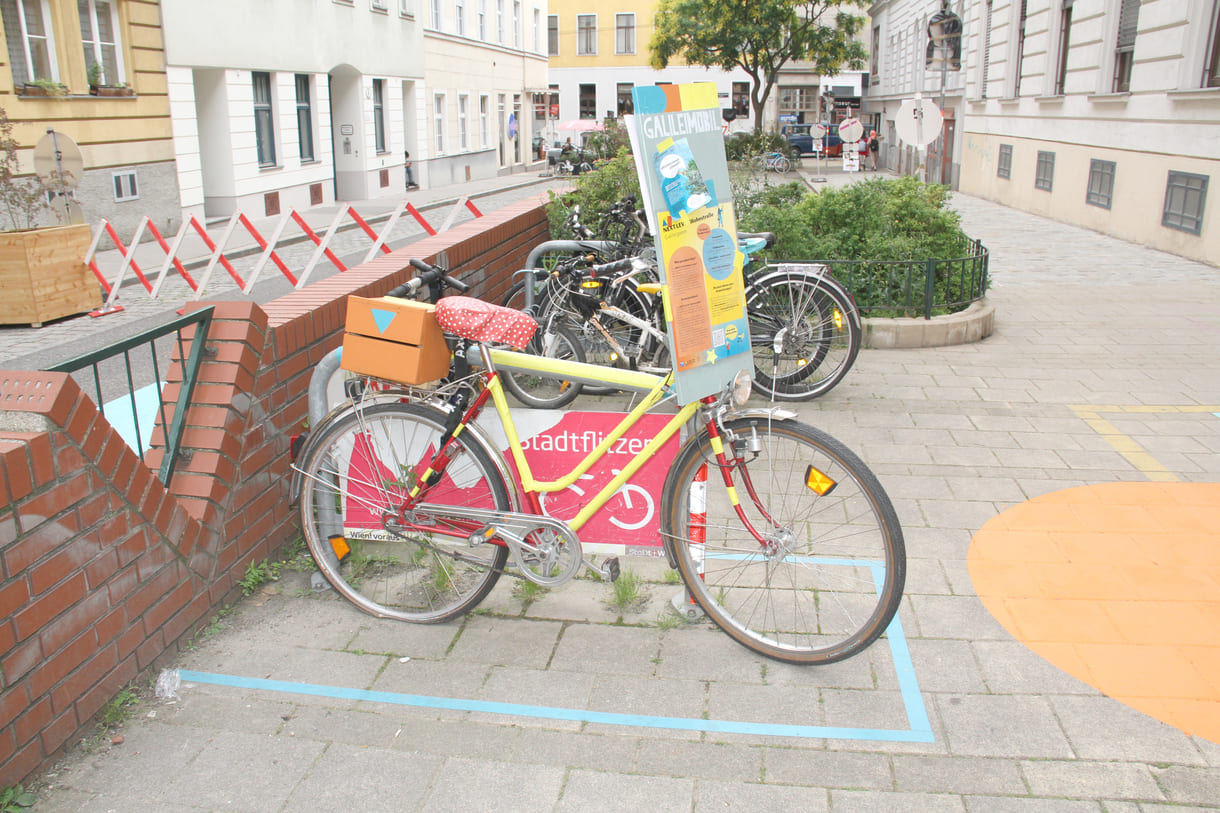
[1113,0,1140,92]
[579,83,596,119]
[1035,150,1055,191]
[548,14,558,54]
[458,94,469,150]
[2,0,57,85]
[997,144,1012,178]
[253,72,277,167]
[616,82,633,115]
[296,74,315,162]
[1053,0,1073,95]
[732,82,749,115]
[455,0,464,34]
[496,0,504,42]
[372,78,386,153]
[1013,0,1028,96]
[615,13,634,54]
[112,170,138,202]
[372,0,388,9]
[480,94,489,147]
[1162,172,1208,235]
[533,8,540,52]
[1204,1,1220,87]
[79,0,124,86]
[478,0,486,38]
[980,0,993,98]
[400,0,414,17]
[1086,159,1116,208]
[778,86,817,120]
[577,14,596,55]
[431,0,441,28]
[513,0,520,47]
[434,93,447,154]
[870,24,880,76]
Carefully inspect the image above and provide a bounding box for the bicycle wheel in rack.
[774,155,791,173]
[660,417,905,665]
[297,402,511,623]
[566,279,652,396]
[500,318,586,409]
[746,271,861,401]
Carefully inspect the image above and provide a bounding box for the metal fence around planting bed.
[816,238,989,319]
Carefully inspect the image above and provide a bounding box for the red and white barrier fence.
[86,195,482,312]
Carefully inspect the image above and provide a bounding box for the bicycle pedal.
[467,526,496,547]
[602,557,621,582]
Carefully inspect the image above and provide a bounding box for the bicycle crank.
[414,503,584,586]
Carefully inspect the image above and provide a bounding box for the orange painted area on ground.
[969,482,1220,743]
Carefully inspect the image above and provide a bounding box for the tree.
[650,0,868,132]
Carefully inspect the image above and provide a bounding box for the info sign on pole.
[625,82,752,405]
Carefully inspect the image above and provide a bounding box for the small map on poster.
[625,83,752,404]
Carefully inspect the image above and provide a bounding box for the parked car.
[784,123,843,158]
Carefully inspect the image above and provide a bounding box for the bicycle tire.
[500,319,586,409]
[746,271,861,401]
[775,156,791,173]
[660,416,905,665]
[297,401,511,623]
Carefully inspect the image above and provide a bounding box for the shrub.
[738,176,982,315]
[545,146,642,240]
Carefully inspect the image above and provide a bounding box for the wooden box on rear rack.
[340,295,450,385]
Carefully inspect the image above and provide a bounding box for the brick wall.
[0,195,550,785]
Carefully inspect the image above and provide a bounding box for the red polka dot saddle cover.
[433,296,538,349]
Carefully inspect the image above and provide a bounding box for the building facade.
[160,0,548,221]
[957,0,1218,265]
[868,0,1218,265]
[865,0,967,181]
[0,0,181,234]
[546,0,870,139]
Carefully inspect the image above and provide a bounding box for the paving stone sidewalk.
[26,178,1220,811]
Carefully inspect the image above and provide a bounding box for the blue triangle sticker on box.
[370,308,397,334]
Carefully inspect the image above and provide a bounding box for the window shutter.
[1116,0,1140,50]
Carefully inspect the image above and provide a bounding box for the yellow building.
[545,0,752,138]
[0,0,178,234]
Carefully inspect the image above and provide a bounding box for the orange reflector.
[804,465,837,496]
[833,307,844,331]
[328,534,351,561]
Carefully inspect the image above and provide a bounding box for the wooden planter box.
[0,224,101,327]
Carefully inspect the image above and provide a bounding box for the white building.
[160,0,547,221]
[867,0,1219,265]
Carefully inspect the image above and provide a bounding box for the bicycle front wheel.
[660,417,905,665]
[297,402,511,623]
[747,271,861,401]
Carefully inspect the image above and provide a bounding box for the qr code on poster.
[711,327,725,348]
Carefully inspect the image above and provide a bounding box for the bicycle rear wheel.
[747,271,861,400]
[660,417,905,665]
[297,402,511,623]
[500,319,586,409]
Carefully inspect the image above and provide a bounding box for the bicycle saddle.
[434,296,538,349]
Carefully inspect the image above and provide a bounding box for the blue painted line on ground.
[176,582,932,744]
[177,667,933,742]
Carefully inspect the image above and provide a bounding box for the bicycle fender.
[724,406,800,422]
[748,269,863,330]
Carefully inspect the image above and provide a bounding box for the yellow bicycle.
[293,261,905,665]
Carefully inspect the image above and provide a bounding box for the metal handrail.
[47,306,215,486]
[814,239,989,319]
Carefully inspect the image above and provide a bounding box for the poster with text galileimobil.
[625,83,752,406]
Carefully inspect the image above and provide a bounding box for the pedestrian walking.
[867,131,880,171]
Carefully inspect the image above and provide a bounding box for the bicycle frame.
[453,346,701,534]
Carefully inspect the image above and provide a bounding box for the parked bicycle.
[293,259,905,665]
[507,218,862,403]
[752,152,793,174]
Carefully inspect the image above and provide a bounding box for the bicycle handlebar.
[385,259,471,299]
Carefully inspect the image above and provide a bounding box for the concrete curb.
[862,297,995,349]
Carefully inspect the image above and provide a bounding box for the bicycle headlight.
[731,369,752,407]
